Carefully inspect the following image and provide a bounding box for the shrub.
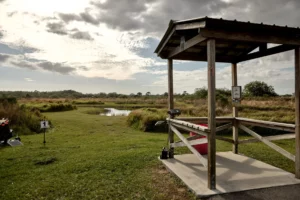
[38,103,77,112]
[244,81,278,97]
[127,108,167,132]
[0,102,49,135]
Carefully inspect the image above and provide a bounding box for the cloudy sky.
[0,0,299,94]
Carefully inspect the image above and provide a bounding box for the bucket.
[189,124,208,155]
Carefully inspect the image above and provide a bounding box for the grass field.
[0,107,296,200]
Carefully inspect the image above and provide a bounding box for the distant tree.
[137,92,142,97]
[194,87,208,99]
[163,92,168,97]
[182,91,188,96]
[216,88,231,97]
[244,81,277,97]
[145,91,151,96]
[107,92,118,98]
[98,92,107,98]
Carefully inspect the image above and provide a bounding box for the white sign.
[232,86,242,100]
[40,121,49,129]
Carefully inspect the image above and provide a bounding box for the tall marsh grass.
[0,101,48,135]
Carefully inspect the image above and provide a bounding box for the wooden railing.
[168,116,296,165]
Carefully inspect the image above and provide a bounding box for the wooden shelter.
[154,17,300,190]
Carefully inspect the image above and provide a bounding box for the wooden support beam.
[216,123,232,132]
[167,34,206,58]
[215,136,234,144]
[207,39,216,189]
[186,134,202,141]
[232,63,239,154]
[235,45,296,63]
[170,125,207,167]
[172,53,234,63]
[168,59,174,158]
[295,47,300,178]
[174,134,202,145]
[236,117,295,132]
[239,133,295,144]
[200,29,300,46]
[239,124,295,162]
[171,138,207,148]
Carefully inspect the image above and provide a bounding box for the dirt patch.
[34,157,57,165]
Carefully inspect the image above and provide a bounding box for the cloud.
[46,22,67,35]
[0,53,77,75]
[10,60,37,70]
[87,0,300,38]
[70,30,93,41]
[58,13,81,23]
[0,0,5,3]
[1,0,299,94]
[79,12,99,25]
[37,61,76,74]
[0,53,10,62]
[24,78,35,82]
[58,11,99,25]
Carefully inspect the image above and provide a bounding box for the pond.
[100,108,131,116]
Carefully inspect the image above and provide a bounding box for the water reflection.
[100,108,131,116]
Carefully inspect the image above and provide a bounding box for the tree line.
[0,81,289,99]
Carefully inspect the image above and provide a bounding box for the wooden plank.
[175,21,206,30]
[170,125,208,167]
[237,117,295,132]
[200,28,300,46]
[295,47,300,178]
[239,133,295,144]
[167,34,207,58]
[232,63,239,154]
[216,123,232,132]
[207,39,216,189]
[239,124,295,162]
[177,117,234,123]
[157,28,176,55]
[168,59,174,158]
[170,122,208,137]
[236,45,296,63]
[171,138,207,148]
[168,118,209,132]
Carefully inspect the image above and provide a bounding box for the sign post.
[40,118,49,145]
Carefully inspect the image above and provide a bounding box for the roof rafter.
[235,44,296,63]
[166,34,207,59]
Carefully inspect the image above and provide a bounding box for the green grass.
[0,107,296,200]
[0,107,193,200]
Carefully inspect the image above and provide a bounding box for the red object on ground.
[189,124,208,155]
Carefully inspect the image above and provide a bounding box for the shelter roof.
[155,17,300,63]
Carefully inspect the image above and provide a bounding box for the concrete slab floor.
[160,152,300,198]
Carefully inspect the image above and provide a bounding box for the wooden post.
[168,59,174,158]
[295,48,300,178]
[207,39,216,189]
[232,63,239,154]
